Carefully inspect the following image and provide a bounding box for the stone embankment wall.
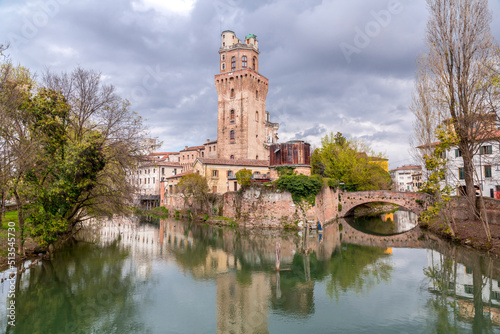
[163,186,339,228]
[450,197,500,222]
[222,186,338,228]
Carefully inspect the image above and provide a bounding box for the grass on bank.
[0,211,20,257]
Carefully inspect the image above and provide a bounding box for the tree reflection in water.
[423,245,500,334]
[7,239,150,334]
[325,244,392,301]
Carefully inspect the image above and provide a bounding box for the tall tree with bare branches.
[413,0,499,228]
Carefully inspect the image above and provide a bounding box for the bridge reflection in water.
[344,209,419,236]
[9,216,500,333]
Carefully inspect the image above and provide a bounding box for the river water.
[1,212,500,333]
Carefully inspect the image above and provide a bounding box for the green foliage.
[311,132,391,191]
[177,173,210,211]
[16,90,107,247]
[275,166,295,177]
[235,168,252,187]
[420,126,457,234]
[276,174,322,205]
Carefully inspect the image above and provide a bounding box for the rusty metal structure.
[270,141,311,166]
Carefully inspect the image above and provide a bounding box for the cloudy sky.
[1,0,500,169]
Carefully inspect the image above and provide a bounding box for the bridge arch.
[338,191,431,218]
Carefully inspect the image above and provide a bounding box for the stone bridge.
[338,190,432,218]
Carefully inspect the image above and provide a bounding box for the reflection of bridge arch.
[338,191,432,218]
[338,218,429,249]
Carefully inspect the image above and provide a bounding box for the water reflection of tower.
[216,272,270,334]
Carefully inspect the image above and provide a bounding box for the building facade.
[444,140,500,198]
[133,159,182,208]
[390,165,422,192]
[215,30,279,161]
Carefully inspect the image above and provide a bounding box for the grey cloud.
[2,0,498,169]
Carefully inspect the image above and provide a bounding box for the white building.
[132,157,182,208]
[390,165,422,192]
[443,140,500,198]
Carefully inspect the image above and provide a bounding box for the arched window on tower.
[255,111,259,122]
[230,109,235,122]
[253,56,257,70]
[230,130,235,143]
[256,90,258,99]
[231,56,236,71]
[230,88,235,98]
[221,63,225,70]
[242,56,247,68]
[230,155,235,160]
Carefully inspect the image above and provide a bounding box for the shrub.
[276,174,322,205]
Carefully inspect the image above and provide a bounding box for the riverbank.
[423,217,500,257]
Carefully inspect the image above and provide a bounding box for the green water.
[2,216,500,333]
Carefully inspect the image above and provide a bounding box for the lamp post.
[339,182,345,192]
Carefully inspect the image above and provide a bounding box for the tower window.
[222,54,225,60]
[231,56,236,71]
[253,56,257,70]
[230,109,235,122]
[222,63,225,70]
[256,90,258,99]
[230,88,235,98]
[230,155,235,160]
[230,130,235,142]
[242,56,247,68]
[255,111,259,122]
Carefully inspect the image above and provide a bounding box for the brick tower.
[215,30,279,161]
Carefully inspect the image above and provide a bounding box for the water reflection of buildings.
[381,210,418,233]
[83,218,342,332]
[427,250,500,323]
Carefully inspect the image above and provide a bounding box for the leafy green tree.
[311,132,391,191]
[235,168,252,187]
[177,173,210,214]
[420,126,460,238]
[0,64,149,251]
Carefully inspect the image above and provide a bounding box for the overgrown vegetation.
[276,174,322,206]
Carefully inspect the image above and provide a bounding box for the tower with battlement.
[215,30,279,161]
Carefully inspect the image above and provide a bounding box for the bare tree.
[410,54,445,182]
[415,0,498,227]
[42,67,151,220]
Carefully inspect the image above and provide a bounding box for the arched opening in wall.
[230,155,235,160]
[221,63,225,70]
[201,152,204,157]
[255,111,259,122]
[230,130,235,143]
[230,109,235,122]
[256,90,258,99]
[256,155,259,160]
[231,56,236,71]
[242,55,247,68]
[253,56,257,70]
[230,88,235,98]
